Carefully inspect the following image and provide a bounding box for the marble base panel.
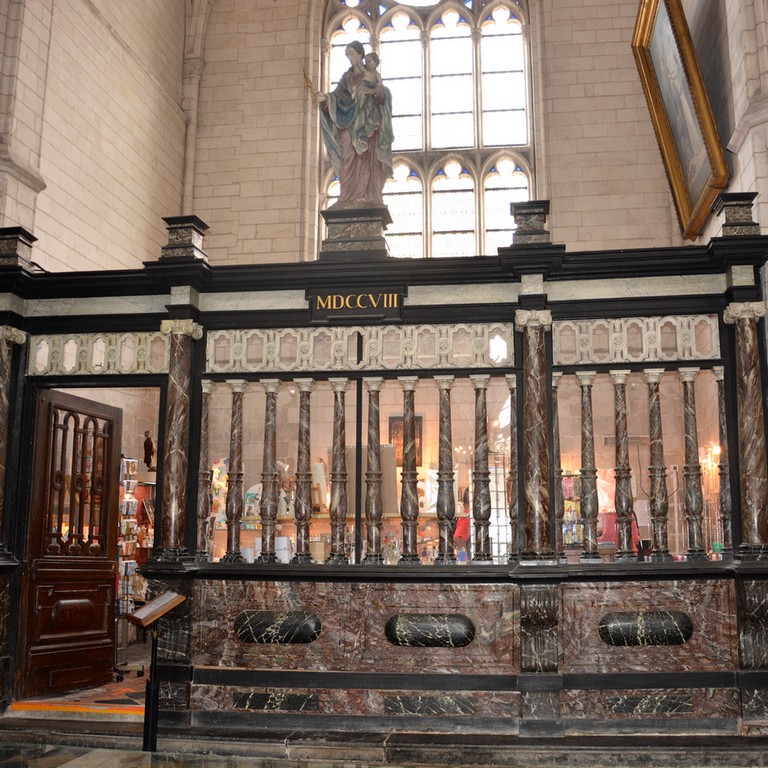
[192,580,519,673]
[561,687,740,720]
[560,580,737,673]
[190,684,520,720]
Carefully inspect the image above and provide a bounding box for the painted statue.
[317,41,394,207]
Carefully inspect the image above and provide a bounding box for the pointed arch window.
[322,0,533,258]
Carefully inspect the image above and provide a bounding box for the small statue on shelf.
[143,431,156,471]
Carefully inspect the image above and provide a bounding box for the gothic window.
[322,0,532,258]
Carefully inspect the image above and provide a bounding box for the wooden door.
[17,390,122,698]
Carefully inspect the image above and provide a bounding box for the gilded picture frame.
[632,0,729,240]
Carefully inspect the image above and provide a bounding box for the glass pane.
[431,73,474,114]
[387,233,423,259]
[389,77,422,116]
[485,228,513,255]
[432,182,474,224]
[482,72,526,111]
[392,115,422,151]
[432,231,476,258]
[381,37,422,80]
[431,113,474,148]
[483,109,527,146]
[431,35,472,77]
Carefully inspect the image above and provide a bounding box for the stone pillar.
[434,376,457,565]
[515,309,555,562]
[195,380,213,563]
[327,378,349,565]
[398,376,420,565]
[577,372,600,563]
[644,369,672,562]
[0,227,37,270]
[256,380,280,564]
[158,319,203,561]
[506,374,520,565]
[222,380,246,563]
[679,368,708,561]
[551,373,564,564]
[723,302,768,559]
[0,326,25,560]
[610,370,635,562]
[471,375,493,563]
[362,377,384,565]
[713,366,733,559]
[292,379,314,564]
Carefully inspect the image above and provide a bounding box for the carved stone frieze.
[206,323,514,373]
[28,332,170,375]
[553,315,720,365]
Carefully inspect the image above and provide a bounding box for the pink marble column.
[222,380,246,563]
[610,370,635,562]
[644,369,672,562]
[471,375,493,563]
[679,368,707,561]
[577,372,601,563]
[327,378,349,565]
[363,377,384,565]
[257,379,280,564]
[195,380,213,563]
[398,376,420,565]
[515,309,555,562]
[0,326,25,560]
[551,373,564,564]
[713,366,733,558]
[434,376,456,565]
[723,302,768,559]
[292,378,314,564]
[506,374,519,565]
[159,319,202,560]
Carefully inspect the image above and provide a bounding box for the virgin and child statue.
[316,41,394,208]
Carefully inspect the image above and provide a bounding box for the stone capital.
[0,325,26,345]
[160,319,204,339]
[397,376,419,391]
[226,379,247,394]
[201,380,213,395]
[609,369,631,385]
[678,367,700,383]
[261,378,280,395]
[506,373,518,390]
[434,375,455,391]
[576,371,597,387]
[294,377,314,393]
[469,374,491,390]
[643,368,664,385]
[329,377,349,393]
[723,301,768,324]
[515,309,552,329]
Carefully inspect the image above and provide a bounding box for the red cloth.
[455,516,471,541]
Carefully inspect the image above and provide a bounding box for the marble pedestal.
[319,205,392,262]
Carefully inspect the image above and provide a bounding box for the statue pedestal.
[319,205,392,262]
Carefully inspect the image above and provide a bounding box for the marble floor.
[1,742,419,768]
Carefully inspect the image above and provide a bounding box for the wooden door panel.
[18,390,121,699]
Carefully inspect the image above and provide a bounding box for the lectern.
[126,590,186,752]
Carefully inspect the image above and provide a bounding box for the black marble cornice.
[200,254,519,292]
[548,293,729,321]
[143,257,214,291]
[707,235,768,269]
[0,265,165,299]
[192,560,757,584]
[498,243,566,277]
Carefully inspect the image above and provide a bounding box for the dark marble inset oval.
[385,613,475,648]
[598,610,693,646]
[235,610,321,644]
